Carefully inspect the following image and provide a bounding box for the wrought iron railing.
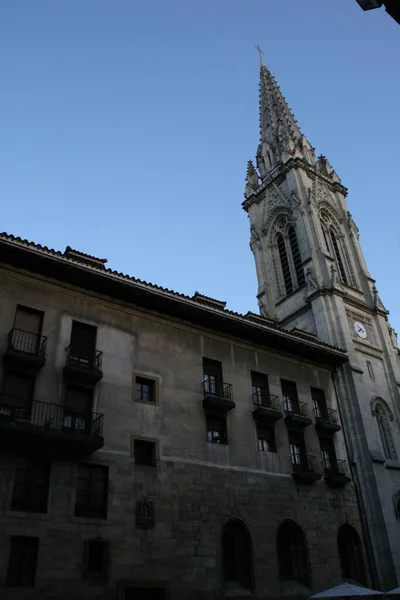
[283,398,310,419]
[65,345,103,371]
[252,391,281,412]
[8,328,47,356]
[314,406,339,425]
[202,378,233,402]
[0,395,103,438]
[291,454,321,475]
[322,457,350,479]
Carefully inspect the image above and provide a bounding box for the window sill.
[4,509,51,521]
[385,460,400,470]
[134,399,158,407]
[68,516,109,525]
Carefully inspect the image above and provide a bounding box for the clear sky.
[1,2,399,331]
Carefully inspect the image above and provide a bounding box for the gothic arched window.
[288,226,305,287]
[373,400,397,461]
[222,519,254,592]
[277,233,293,295]
[329,228,348,285]
[277,520,310,588]
[337,524,366,585]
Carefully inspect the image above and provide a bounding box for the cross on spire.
[255,44,264,66]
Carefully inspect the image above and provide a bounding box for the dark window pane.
[206,415,228,445]
[277,233,293,295]
[85,539,109,577]
[222,520,253,591]
[6,536,39,587]
[134,440,156,466]
[11,456,50,513]
[75,464,108,519]
[288,226,305,287]
[257,426,276,452]
[277,521,310,587]
[135,378,155,402]
[338,525,366,585]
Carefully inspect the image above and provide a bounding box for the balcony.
[202,379,235,413]
[3,328,47,374]
[63,346,103,386]
[252,392,283,423]
[291,455,321,484]
[323,459,351,488]
[283,400,312,429]
[0,395,104,455]
[314,407,341,434]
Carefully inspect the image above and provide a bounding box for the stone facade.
[245,62,400,589]
[0,246,365,599]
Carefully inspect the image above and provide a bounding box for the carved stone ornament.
[304,266,320,295]
[136,497,155,529]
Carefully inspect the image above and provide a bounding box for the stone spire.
[257,63,316,180]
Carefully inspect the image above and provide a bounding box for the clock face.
[354,321,367,339]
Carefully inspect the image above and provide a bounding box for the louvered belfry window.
[277,233,293,295]
[288,226,305,286]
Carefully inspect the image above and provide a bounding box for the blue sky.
[1,2,399,331]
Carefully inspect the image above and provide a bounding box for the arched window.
[222,519,253,592]
[288,226,305,287]
[374,401,397,461]
[277,520,310,588]
[277,233,293,295]
[337,525,366,585]
[320,221,330,253]
[329,228,348,285]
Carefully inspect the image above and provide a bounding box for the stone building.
[0,59,395,599]
[245,59,400,589]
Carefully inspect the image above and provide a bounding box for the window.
[206,414,228,445]
[135,377,155,403]
[6,536,39,587]
[0,372,34,420]
[251,371,269,406]
[337,524,366,585]
[11,306,44,354]
[277,520,310,587]
[288,226,305,287]
[203,358,223,396]
[277,233,293,295]
[367,361,375,380]
[330,228,348,285]
[222,520,254,592]
[134,439,157,466]
[63,385,92,433]
[321,222,331,253]
[84,538,110,579]
[311,388,328,420]
[281,379,299,413]
[11,456,50,513]
[374,400,397,461]
[319,437,337,472]
[69,321,97,365]
[289,432,306,468]
[75,464,108,519]
[257,424,276,452]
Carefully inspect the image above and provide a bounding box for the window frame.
[11,456,51,514]
[257,424,277,453]
[132,372,160,406]
[133,438,157,467]
[206,414,228,445]
[6,536,39,588]
[84,537,110,579]
[135,376,156,404]
[74,463,109,520]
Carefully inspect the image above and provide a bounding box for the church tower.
[244,58,400,589]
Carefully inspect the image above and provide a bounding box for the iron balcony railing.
[65,345,103,371]
[0,394,103,438]
[252,391,281,412]
[202,378,233,402]
[314,406,339,425]
[322,457,351,479]
[8,328,47,356]
[291,454,321,475]
[283,398,311,419]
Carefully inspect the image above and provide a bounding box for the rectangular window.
[203,358,223,396]
[0,372,34,420]
[319,437,337,472]
[84,538,110,578]
[75,464,108,519]
[69,321,97,365]
[11,456,50,514]
[281,379,299,413]
[251,371,269,406]
[6,536,39,587]
[11,306,44,354]
[257,424,276,452]
[135,377,155,403]
[63,385,92,433]
[289,431,306,467]
[206,414,228,445]
[134,439,157,466]
[367,361,375,380]
[311,387,327,420]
